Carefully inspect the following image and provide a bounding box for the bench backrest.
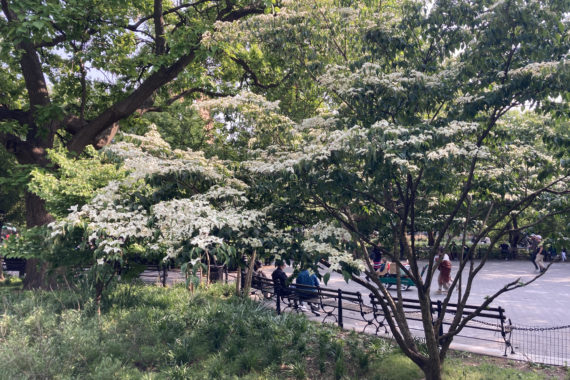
[252,277,365,304]
[369,293,506,322]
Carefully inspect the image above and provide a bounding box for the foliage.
[40,127,283,296]
[28,146,127,219]
[0,147,26,227]
[0,283,565,379]
[0,283,389,379]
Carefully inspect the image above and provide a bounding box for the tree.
[237,1,570,379]
[37,127,282,309]
[0,0,281,287]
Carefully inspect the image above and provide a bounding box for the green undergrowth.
[0,282,566,379]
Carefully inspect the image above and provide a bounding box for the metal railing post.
[338,289,343,328]
[437,300,443,341]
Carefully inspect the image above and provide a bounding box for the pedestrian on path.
[561,247,567,262]
[531,235,546,273]
[437,248,452,294]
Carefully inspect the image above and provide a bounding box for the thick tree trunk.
[421,359,443,380]
[22,192,55,290]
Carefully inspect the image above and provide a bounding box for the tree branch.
[231,57,291,89]
[67,44,201,152]
[154,0,167,55]
[127,0,211,30]
[219,4,265,22]
[0,106,32,125]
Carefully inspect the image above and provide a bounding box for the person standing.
[561,247,567,262]
[370,246,382,272]
[500,243,510,261]
[436,248,452,294]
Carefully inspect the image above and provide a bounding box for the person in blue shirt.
[295,269,320,315]
[296,269,319,289]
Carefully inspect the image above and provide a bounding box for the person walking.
[561,247,567,262]
[436,248,452,294]
[532,235,546,273]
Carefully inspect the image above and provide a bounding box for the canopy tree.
[233,1,570,379]
[0,0,286,287]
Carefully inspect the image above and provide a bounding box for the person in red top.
[437,248,452,294]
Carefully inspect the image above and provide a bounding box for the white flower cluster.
[121,124,171,152]
[243,125,368,174]
[303,221,352,242]
[301,222,364,271]
[49,128,265,261]
[301,238,364,271]
[107,141,224,182]
[152,185,267,257]
[49,180,152,255]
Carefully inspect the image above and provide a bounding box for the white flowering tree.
[237,1,570,379]
[43,127,278,309]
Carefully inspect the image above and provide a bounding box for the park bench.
[369,293,513,356]
[2,257,26,277]
[250,278,378,332]
[250,275,276,300]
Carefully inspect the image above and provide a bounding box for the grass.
[0,281,567,379]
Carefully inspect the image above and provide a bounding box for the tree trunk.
[22,192,55,290]
[0,220,4,281]
[95,278,104,316]
[421,358,443,380]
[427,230,435,246]
[206,251,211,286]
[235,268,241,296]
[242,250,257,297]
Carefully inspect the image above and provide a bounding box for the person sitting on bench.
[296,269,321,314]
[271,260,292,296]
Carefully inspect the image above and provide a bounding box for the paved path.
[260,259,570,326]
[147,259,570,326]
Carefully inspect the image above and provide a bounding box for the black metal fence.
[510,324,570,366]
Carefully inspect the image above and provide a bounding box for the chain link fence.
[509,323,570,366]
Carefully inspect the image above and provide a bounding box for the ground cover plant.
[0,282,568,380]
